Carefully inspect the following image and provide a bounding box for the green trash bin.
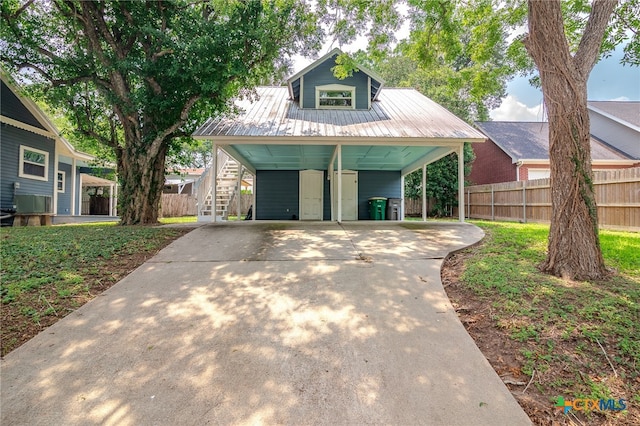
[368,197,387,220]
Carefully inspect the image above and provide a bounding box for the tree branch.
[573,0,617,75]
[148,95,201,156]
[10,0,35,19]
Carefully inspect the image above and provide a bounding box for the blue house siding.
[357,171,402,220]
[0,124,55,210]
[1,81,46,130]
[255,170,400,220]
[301,55,370,110]
[57,162,72,214]
[256,170,299,220]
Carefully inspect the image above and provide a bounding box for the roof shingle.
[474,121,632,161]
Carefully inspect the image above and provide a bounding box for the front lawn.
[444,221,639,425]
[0,224,191,355]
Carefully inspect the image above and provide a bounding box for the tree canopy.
[1,0,321,224]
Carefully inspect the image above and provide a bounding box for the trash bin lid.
[368,197,388,200]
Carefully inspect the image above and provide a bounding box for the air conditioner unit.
[14,195,53,214]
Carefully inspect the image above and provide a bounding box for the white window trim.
[57,170,66,193]
[19,145,49,182]
[315,84,356,110]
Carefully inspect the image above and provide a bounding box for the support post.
[401,175,405,220]
[252,173,256,221]
[337,144,342,223]
[422,164,427,221]
[458,144,465,223]
[113,183,118,217]
[78,173,83,216]
[212,145,218,223]
[71,158,77,215]
[53,152,59,215]
[109,184,114,216]
[236,166,243,221]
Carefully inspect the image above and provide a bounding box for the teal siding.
[0,124,55,209]
[256,170,299,220]
[302,54,370,110]
[255,170,400,220]
[57,162,72,214]
[1,81,45,129]
[357,171,401,220]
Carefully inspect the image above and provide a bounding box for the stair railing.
[195,148,231,220]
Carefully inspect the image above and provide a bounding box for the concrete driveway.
[1,222,531,425]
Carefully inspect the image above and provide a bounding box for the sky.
[295,33,640,123]
[489,43,640,121]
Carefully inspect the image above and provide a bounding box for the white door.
[299,170,324,220]
[333,170,358,221]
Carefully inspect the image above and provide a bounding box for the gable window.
[19,145,49,181]
[57,171,65,192]
[316,84,355,109]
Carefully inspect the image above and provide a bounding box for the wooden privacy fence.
[225,193,253,218]
[404,197,442,217]
[465,167,640,231]
[161,193,197,217]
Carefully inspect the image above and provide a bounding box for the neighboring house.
[469,121,638,185]
[164,168,204,195]
[588,101,640,160]
[193,48,486,222]
[1,73,117,224]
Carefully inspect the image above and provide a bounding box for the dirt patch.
[1,227,193,356]
[442,250,638,426]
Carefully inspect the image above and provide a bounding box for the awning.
[81,173,116,186]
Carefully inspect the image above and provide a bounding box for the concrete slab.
[1,221,531,425]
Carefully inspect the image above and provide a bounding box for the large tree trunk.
[524,0,615,280]
[542,84,605,280]
[117,143,168,225]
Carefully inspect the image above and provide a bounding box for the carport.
[193,50,485,223]
[194,88,485,222]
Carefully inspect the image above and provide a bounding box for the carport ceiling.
[228,144,451,171]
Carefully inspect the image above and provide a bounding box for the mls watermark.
[555,396,627,414]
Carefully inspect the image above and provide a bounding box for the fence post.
[522,181,527,223]
[491,186,494,221]
[467,188,470,219]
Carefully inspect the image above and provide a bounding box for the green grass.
[463,221,639,409]
[0,224,186,304]
[158,216,197,224]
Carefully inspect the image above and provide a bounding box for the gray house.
[193,49,486,222]
[1,73,117,225]
[588,101,640,160]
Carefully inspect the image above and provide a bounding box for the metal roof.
[474,121,633,162]
[588,101,640,128]
[194,86,485,141]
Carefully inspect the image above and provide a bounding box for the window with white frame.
[19,145,49,181]
[316,84,356,109]
[57,171,65,192]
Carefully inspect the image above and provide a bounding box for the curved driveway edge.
[1,221,531,425]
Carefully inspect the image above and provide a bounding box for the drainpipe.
[516,160,523,182]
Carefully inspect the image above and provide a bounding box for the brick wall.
[469,139,517,185]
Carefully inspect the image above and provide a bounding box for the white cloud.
[490,95,546,121]
[609,96,630,101]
